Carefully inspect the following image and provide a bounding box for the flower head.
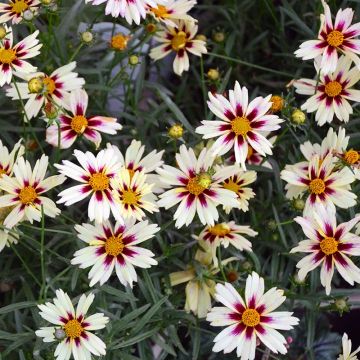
[338,333,360,360]
[0,139,24,178]
[0,0,40,24]
[36,290,109,360]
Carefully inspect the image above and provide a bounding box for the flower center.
[326,30,344,47]
[89,173,110,191]
[320,236,338,256]
[241,309,260,327]
[324,81,342,97]
[150,4,170,18]
[223,178,240,194]
[63,319,83,339]
[344,150,359,165]
[11,0,29,13]
[71,115,88,134]
[309,178,325,195]
[231,116,251,136]
[19,186,37,204]
[43,77,56,95]
[186,176,207,196]
[111,34,130,51]
[122,189,139,205]
[171,31,187,51]
[0,168,6,178]
[208,223,231,237]
[105,235,124,256]
[0,48,16,65]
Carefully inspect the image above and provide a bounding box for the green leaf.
[0,301,36,315]
[111,326,161,349]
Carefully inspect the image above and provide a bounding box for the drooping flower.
[0,0,40,24]
[291,204,360,295]
[148,0,196,27]
[157,145,239,228]
[0,155,65,229]
[71,218,159,287]
[197,221,256,266]
[46,89,122,149]
[196,82,283,170]
[293,56,360,126]
[36,290,109,360]
[207,272,299,360]
[6,62,85,120]
[0,25,41,86]
[281,153,356,214]
[295,2,360,74]
[56,148,121,223]
[150,19,207,76]
[338,333,360,360]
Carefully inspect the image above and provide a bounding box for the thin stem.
[39,205,46,301]
[217,246,227,282]
[68,43,84,62]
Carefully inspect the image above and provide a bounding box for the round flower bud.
[54,328,66,341]
[0,25,7,40]
[241,261,252,271]
[110,33,130,51]
[41,0,53,4]
[270,95,284,113]
[44,102,58,120]
[267,219,277,231]
[81,31,94,44]
[28,77,44,94]
[146,23,157,33]
[195,34,207,42]
[335,298,348,311]
[213,32,225,43]
[226,270,238,283]
[129,55,139,65]
[25,139,38,152]
[291,109,306,125]
[197,173,212,189]
[207,68,219,81]
[293,273,305,285]
[23,9,35,21]
[292,198,305,211]
[168,124,183,139]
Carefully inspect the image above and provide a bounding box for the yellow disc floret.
[241,309,260,327]
[320,237,338,256]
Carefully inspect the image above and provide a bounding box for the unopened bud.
[226,270,238,283]
[195,34,207,42]
[168,124,183,139]
[81,31,94,44]
[0,25,7,40]
[291,109,306,125]
[146,23,157,33]
[335,298,348,311]
[270,95,284,113]
[197,173,212,189]
[129,55,139,65]
[207,68,219,81]
[292,198,305,211]
[28,77,44,94]
[213,32,225,43]
[44,102,58,120]
[54,328,66,340]
[23,9,35,21]
[242,261,252,271]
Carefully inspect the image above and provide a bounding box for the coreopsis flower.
[338,333,360,360]
[0,25,41,86]
[36,290,109,360]
[157,145,239,228]
[207,272,299,360]
[46,89,122,149]
[197,221,256,266]
[6,62,85,120]
[0,155,65,229]
[107,139,164,193]
[170,241,236,318]
[148,0,196,27]
[85,0,157,24]
[110,168,158,221]
[56,148,121,223]
[293,56,360,126]
[281,153,356,214]
[220,167,256,213]
[291,204,360,295]
[0,139,24,178]
[0,0,40,24]
[150,20,207,76]
[71,218,159,287]
[196,82,283,170]
[295,2,360,74]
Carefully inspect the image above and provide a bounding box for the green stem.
[217,246,227,282]
[40,205,46,301]
[68,43,84,62]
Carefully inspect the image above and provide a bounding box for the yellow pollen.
[309,178,325,195]
[344,150,359,165]
[241,309,260,327]
[63,319,83,339]
[324,81,342,97]
[0,48,16,65]
[231,116,251,136]
[186,176,207,196]
[105,235,124,256]
[11,0,29,14]
[208,223,231,237]
[89,173,109,191]
[223,178,240,194]
[19,186,37,205]
[0,168,6,178]
[110,34,130,51]
[150,5,170,18]
[171,31,187,51]
[43,77,56,95]
[122,189,139,205]
[320,236,338,256]
[71,115,88,134]
[327,30,344,47]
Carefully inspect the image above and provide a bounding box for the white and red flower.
[0,155,65,229]
[150,19,207,76]
[71,218,159,287]
[207,272,299,360]
[196,82,283,170]
[46,89,122,149]
[157,145,239,228]
[0,25,41,86]
[56,148,121,223]
[338,333,360,360]
[36,290,109,360]
[0,0,40,24]
[0,139,24,179]
[295,2,360,74]
[291,204,360,295]
[294,56,360,126]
